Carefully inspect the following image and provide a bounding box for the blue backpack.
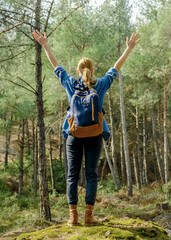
[68,89,103,138]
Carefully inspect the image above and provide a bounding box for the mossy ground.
[0,180,170,240]
[11,216,169,240]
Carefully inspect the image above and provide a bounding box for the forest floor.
[0,181,171,240]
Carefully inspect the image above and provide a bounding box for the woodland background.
[0,0,170,237]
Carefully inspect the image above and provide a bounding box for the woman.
[32,30,140,226]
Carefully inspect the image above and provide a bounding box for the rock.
[11,216,169,240]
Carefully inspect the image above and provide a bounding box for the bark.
[49,132,55,191]
[119,71,132,197]
[151,106,164,183]
[79,161,85,187]
[59,119,62,161]
[103,140,120,190]
[18,119,25,197]
[153,147,159,182]
[143,112,148,186]
[59,101,64,161]
[108,91,120,189]
[35,0,51,220]
[35,125,39,195]
[136,107,143,188]
[63,137,68,180]
[158,99,164,161]
[132,149,140,190]
[120,132,126,185]
[32,119,38,197]
[100,157,107,183]
[79,148,85,187]
[26,119,31,155]
[5,116,12,167]
[163,64,168,184]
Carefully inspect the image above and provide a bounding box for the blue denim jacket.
[54,65,118,140]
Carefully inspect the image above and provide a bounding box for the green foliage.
[99,174,118,194]
[47,159,66,194]
[162,181,171,195]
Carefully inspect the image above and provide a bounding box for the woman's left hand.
[126,32,140,50]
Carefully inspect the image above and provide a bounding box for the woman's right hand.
[32,30,47,46]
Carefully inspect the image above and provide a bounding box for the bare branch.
[17,77,37,94]
[17,76,37,94]
[127,107,137,118]
[1,64,37,95]
[71,39,82,52]
[48,0,89,37]
[0,11,35,29]
[19,3,35,11]
[17,28,34,41]
[1,18,34,41]
[0,44,34,48]
[44,0,55,33]
[0,49,28,63]
[0,21,24,35]
[2,78,36,95]
[65,23,82,51]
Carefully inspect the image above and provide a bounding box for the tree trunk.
[63,137,68,180]
[79,162,85,187]
[119,71,132,197]
[132,149,140,190]
[158,99,164,162]
[59,101,63,161]
[26,119,31,155]
[19,119,25,197]
[32,119,38,197]
[163,63,168,184]
[151,106,164,183]
[120,131,126,185]
[103,140,120,190]
[136,107,142,188]
[143,112,148,186]
[5,116,12,167]
[59,119,62,161]
[153,147,159,182]
[35,0,51,220]
[49,132,55,191]
[108,91,120,189]
[100,157,107,183]
[79,148,85,187]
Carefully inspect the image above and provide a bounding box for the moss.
[12,217,169,240]
[79,226,135,239]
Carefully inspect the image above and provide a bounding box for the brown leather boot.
[68,205,78,226]
[84,204,98,225]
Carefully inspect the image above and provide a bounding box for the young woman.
[32,30,140,226]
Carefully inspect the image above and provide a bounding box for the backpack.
[68,89,103,138]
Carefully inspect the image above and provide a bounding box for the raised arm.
[32,30,59,69]
[114,32,140,71]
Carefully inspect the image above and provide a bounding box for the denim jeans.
[66,134,103,206]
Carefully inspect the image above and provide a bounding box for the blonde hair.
[77,57,96,89]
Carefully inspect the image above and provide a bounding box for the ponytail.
[81,68,91,89]
[77,57,96,89]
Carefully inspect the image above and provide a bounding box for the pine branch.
[44,0,55,33]
[48,0,88,37]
